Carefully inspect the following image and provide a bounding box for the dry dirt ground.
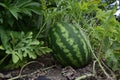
[0,54,118,80]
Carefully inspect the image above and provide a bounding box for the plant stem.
[0,54,9,65]
[35,22,46,39]
[91,50,114,80]
[101,60,116,79]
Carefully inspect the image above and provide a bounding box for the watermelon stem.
[91,49,115,80]
[35,22,46,39]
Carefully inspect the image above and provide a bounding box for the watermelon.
[48,22,92,67]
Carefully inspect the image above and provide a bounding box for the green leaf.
[8,6,19,19]
[16,0,32,8]
[104,36,111,51]
[40,47,52,53]
[16,50,23,60]
[23,51,27,57]
[26,32,33,38]
[20,8,32,16]
[30,7,42,15]
[111,42,120,53]
[28,52,37,59]
[6,50,12,54]
[7,16,15,27]
[23,2,40,7]
[0,45,5,50]
[29,40,40,45]
[12,53,19,63]
[0,2,8,9]
[105,49,120,71]
[0,27,10,49]
[0,18,3,23]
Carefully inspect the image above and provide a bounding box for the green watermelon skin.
[48,22,92,67]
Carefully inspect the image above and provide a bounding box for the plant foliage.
[0,0,52,70]
[0,0,120,74]
[90,8,120,71]
[44,0,120,72]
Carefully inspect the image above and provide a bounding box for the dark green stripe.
[70,24,91,64]
[49,28,67,65]
[54,23,79,66]
[69,24,87,64]
[49,27,70,66]
[78,27,92,63]
[61,23,87,65]
[53,31,76,66]
[56,22,86,67]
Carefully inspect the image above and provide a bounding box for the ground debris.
[0,54,118,80]
[61,66,77,80]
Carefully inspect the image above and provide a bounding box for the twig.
[19,61,44,77]
[75,60,97,80]
[8,61,56,80]
[89,45,114,80]
[92,52,113,79]
[93,60,97,75]
[101,60,116,80]
[75,73,95,80]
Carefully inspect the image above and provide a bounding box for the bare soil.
[0,54,117,80]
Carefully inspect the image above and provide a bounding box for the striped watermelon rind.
[48,22,92,67]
